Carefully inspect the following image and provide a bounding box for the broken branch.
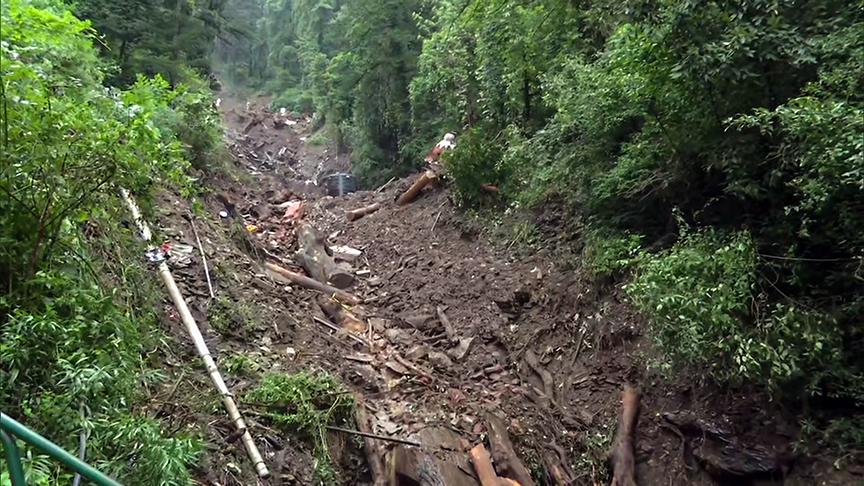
[486,413,536,486]
[296,222,354,289]
[354,399,387,486]
[436,305,458,344]
[346,202,380,221]
[608,385,639,486]
[185,214,215,299]
[312,315,368,346]
[470,444,501,486]
[328,425,421,448]
[397,170,437,206]
[264,262,361,305]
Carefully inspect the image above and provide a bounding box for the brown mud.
[143,95,858,485]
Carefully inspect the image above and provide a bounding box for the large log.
[264,262,361,306]
[346,202,380,221]
[608,386,639,486]
[296,222,354,289]
[485,413,536,486]
[396,170,438,206]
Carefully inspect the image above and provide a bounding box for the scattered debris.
[330,245,363,263]
[280,200,305,224]
[160,241,195,268]
[447,337,475,362]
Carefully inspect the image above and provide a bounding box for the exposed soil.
[141,95,860,486]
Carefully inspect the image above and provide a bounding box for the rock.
[350,364,380,391]
[402,312,436,330]
[369,317,388,333]
[447,337,475,361]
[406,344,430,360]
[385,328,415,347]
[428,351,453,370]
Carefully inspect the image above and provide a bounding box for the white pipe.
[120,188,270,478]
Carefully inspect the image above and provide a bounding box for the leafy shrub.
[306,131,328,146]
[247,372,353,484]
[583,230,643,279]
[626,228,854,399]
[0,2,212,484]
[444,124,512,207]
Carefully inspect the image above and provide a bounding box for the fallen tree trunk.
[608,385,639,486]
[355,398,387,486]
[296,222,354,289]
[264,262,361,306]
[346,202,380,221]
[396,170,437,206]
[470,444,500,486]
[486,413,536,486]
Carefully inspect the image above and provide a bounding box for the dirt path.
[147,96,856,486]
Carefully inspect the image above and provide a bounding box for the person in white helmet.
[425,132,456,164]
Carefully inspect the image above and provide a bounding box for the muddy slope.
[144,96,857,486]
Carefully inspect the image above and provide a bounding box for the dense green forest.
[1,0,862,483]
[218,0,863,444]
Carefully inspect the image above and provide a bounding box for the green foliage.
[207,296,257,337]
[0,1,215,483]
[246,372,353,484]
[73,0,227,87]
[626,228,856,400]
[443,124,509,207]
[583,230,642,279]
[91,414,202,486]
[306,130,328,146]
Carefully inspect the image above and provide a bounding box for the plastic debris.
[245,224,258,232]
[281,200,305,224]
[160,241,195,268]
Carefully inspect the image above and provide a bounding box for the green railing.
[0,412,123,486]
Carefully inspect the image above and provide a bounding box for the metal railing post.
[0,429,26,486]
[0,412,123,486]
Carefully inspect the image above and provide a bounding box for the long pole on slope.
[119,188,270,479]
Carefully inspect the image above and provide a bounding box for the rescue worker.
[425,132,456,163]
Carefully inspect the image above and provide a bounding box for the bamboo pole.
[185,214,215,299]
[120,188,270,478]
